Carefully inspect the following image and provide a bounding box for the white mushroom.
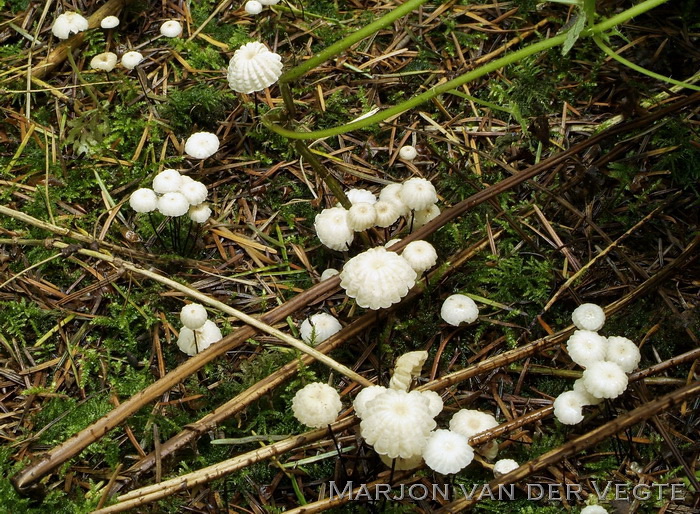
[398,145,418,161]
[52,12,89,40]
[129,188,158,213]
[121,51,144,70]
[227,41,283,94]
[100,16,120,29]
[299,313,342,345]
[440,294,479,326]
[90,52,118,72]
[160,20,183,38]
[292,382,342,428]
[423,429,474,474]
[189,203,212,223]
[314,207,354,251]
[184,132,220,159]
[340,247,417,310]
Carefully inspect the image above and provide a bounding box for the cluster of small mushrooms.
[554,303,641,425]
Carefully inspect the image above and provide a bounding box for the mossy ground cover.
[0,0,698,512]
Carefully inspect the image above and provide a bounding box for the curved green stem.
[593,36,700,92]
[266,0,671,140]
[279,0,430,84]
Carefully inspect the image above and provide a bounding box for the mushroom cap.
[227,41,283,94]
[422,429,474,474]
[157,192,190,217]
[553,391,587,425]
[345,188,377,205]
[180,303,208,330]
[129,188,158,213]
[244,0,263,14]
[493,458,519,477]
[605,336,640,372]
[347,202,377,231]
[420,390,444,418]
[353,385,389,419]
[100,15,120,29]
[320,268,339,281]
[160,20,183,38]
[314,207,354,251]
[566,330,608,368]
[177,320,222,355]
[189,203,212,223]
[299,313,342,345]
[179,180,208,205]
[440,294,479,326]
[398,145,418,161]
[121,51,144,70]
[90,52,118,72]
[184,132,220,159]
[389,351,428,392]
[572,303,606,331]
[399,178,437,211]
[413,204,440,229]
[401,240,437,274]
[360,389,436,458]
[373,200,401,228]
[573,378,603,406]
[379,183,410,216]
[582,361,628,399]
[340,247,417,310]
[292,382,342,428]
[152,169,183,194]
[52,12,89,39]
[449,409,498,438]
[581,507,609,514]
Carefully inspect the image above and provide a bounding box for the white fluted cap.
[340,247,416,309]
[129,188,158,213]
[572,303,606,331]
[398,145,418,161]
[184,132,220,159]
[399,178,437,211]
[292,382,342,428]
[423,429,474,474]
[227,41,283,93]
[401,240,437,274]
[157,192,189,217]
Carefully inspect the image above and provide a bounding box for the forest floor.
[0,0,698,512]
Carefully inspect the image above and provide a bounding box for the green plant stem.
[266,0,671,140]
[278,0,430,84]
[293,140,351,208]
[593,36,700,92]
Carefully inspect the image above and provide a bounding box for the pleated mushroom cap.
[340,247,416,309]
[227,42,283,93]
